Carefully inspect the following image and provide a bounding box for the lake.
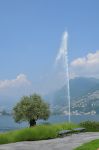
[0,115,99,132]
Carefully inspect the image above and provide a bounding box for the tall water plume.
[56,31,71,122]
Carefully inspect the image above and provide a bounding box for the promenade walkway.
[0,132,99,150]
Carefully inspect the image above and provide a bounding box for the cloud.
[0,74,33,98]
[70,50,99,78]
[0,74,34,107]
[0,74,30,90]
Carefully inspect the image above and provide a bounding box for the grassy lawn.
[74,139,99,150]
[0,122,79,144]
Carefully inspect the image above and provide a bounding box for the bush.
[80,121,99,132]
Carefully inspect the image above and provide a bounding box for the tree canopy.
[13,94,50,126]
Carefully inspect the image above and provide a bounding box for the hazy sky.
[0,0,99,96]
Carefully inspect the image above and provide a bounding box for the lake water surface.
[0,115,99,132]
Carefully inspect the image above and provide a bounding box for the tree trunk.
[29,119,36,127]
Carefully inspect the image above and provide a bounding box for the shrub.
[80,121,99,132]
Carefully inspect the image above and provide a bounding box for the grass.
[0,122,79,144]
[74,139,99,150]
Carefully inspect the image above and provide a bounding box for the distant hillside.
[71,90,99,114]
[45,77,99,114]
[70,77,99,98]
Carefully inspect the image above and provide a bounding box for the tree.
[13,94,50,127]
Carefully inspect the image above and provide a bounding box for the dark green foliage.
[80,121,99,132]
[13,94,50,126]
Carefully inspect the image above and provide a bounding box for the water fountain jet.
[56,31,71,122]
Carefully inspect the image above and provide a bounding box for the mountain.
[45,77,99,114]
[70,77,99,98]
[71,90,99,114]
[1,77,99,114]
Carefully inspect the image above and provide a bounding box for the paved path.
[0,132,99,150]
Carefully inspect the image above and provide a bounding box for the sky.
[0,0,99,102]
